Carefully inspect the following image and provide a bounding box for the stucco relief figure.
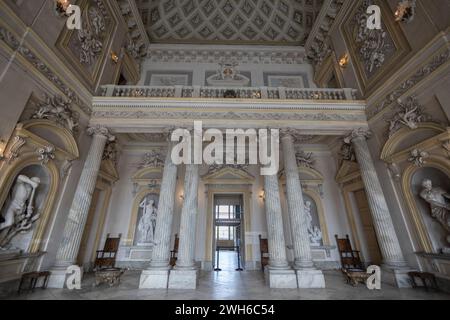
[137,199,158,245]
[420,179,450,246]
[304,200,323,245]
[0,175,41,248]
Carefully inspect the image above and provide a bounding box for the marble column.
[48,126,114,288]
[168,164,199,289]
[281,132,325,288]
[263,173,297,288]
[346,129,411,287]
[139,142,178,289]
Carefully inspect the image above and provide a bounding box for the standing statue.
[136,199,158,245]
[420,179,450,247]
[304,200,323,245]
[0,175,41,248]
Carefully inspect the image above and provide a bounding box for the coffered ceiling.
[137,0,324,45]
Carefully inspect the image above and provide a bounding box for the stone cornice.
[92,97,366,112]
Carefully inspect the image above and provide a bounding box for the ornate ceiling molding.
[146,44,306,64]
[138,0,323,45]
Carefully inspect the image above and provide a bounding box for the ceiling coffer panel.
[137,0,323,45]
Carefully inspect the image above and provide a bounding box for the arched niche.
[127,189,160,246]
[20,120,79,158]
[0,153,59,253]
[381,123,445,163]
[402,157,450,253]
[126,166,163,245]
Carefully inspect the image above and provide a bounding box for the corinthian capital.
[87,125,115,141]
[344,128,372,144]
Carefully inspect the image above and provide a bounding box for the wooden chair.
[259,235,269,271]
[335,234,364,271]
[170,234,179,267]
[335,234,368,286]
[94,233,121,270]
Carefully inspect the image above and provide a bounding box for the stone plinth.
[139,269,169,289]
[168,269,198,289]
[296,269,326,288]
[265,268,297,289]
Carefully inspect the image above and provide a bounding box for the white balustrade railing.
[100,85,357,101]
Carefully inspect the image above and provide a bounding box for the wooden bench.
[18,271,51,294]
[408,271,439,291]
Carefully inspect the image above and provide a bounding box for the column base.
[381,265,414,288]
[296,269,326,288]
[265,268,297,288]
[139,269,169,289]
[168,269,198,289]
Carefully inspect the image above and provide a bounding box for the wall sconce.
[111,51,120,64]
[259,189,265,201]
[0,139,6,160]
[338,53,349,68]
[55,0,71,15]
[394,0,416,23]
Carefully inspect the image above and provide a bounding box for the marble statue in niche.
[304,200,323,245]
[420,179,450,249]
[135,196,158,246]
[0,175,41,249]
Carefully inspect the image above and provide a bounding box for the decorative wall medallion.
[32,94,80,135]
[37,145,56,165]
[342,0,409,95]
[408,148,429,167]
[56,0,116,88]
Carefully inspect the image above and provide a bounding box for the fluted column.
[54,126,114,268]
[175,164,199,268]
[48,126,114,288]
[281,133,314,269]
[346,129,407,268]
[264,174,289,269]
[148,142,178,269]
[140,141,179,289]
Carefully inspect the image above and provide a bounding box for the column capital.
[280,128,298,140]
[87,125,115,141]
[344,128,372,144]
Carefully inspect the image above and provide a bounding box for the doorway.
[213,194,244,271]
[353,189,382,265]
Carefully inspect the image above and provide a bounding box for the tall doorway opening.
[213,194,244,271]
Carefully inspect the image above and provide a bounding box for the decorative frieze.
[0,26,91,115]
[368,48,450,119]
[408,149,429,167]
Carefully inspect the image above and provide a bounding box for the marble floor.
[2,269,450,300]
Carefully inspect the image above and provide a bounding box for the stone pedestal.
[265,268,298,289]
[139,269,170,289]
[381,265,413,288]
[296,269,326,288]
[168,269,198,289]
